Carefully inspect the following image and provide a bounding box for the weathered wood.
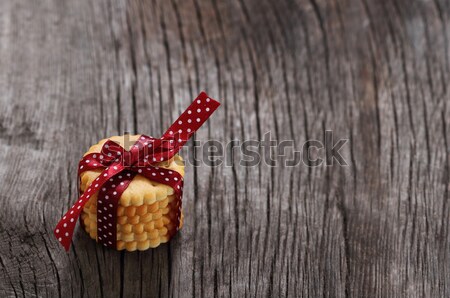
[0,0,449,297]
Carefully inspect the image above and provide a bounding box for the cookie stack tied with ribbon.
[54,92,220,251]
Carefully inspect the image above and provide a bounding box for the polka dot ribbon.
[54,92,220,251]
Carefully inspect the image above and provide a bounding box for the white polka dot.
[65,232,69,236]
[96,177,100,181]
[105,195,109,199]
[103,217,107,221]
[206,98,210,102]
[93,163,98,166]
[165,178,169,181]
[86,160,90,163]
[80,165,84,170]
[196,118,201,122]
[178,129,182,133]
[108,153,112,157]
[197,109,201,113]
[118,175,122,179]
[102,188,106,191]
[109,204,113,208]
[197,99,201,104]
[206,107,210,112]
[100,155,104,159]
[93,154,97,158]
[109,232,112,235]
[113,191,117,195]
[174,177,178,181]
[169,171,173,174]
[152,173,156,176]
[99,210,102,213]
[99,228,102,232]
[178,120,182,125]
[98,200,102,204]
[109,178,113,182]
[63,223,67,227]
[104,173,107,177]
[148,144,152,148]
[153,157,157,162]
[98,236,102,240]
[99,219,102,222]
[56,229,60,233]
[160,157,164,161]
[113,166,117,170]
[188,110,192,114]
[178,139,182,143]
[58,238,62,241]
[120,182,124,185]
[188,119,192,123]
[138,169,142,173]
[109,214,112,217]
[187,128,191,133]
[77,206,81,209]
[177,185,180,189]
[160,172,164,175]
[169,131,173,135]
[112,184,116,188]
[70,211,74,214]
[108,241,112,245]
[117,152,121,156]
[70,218,74,222]
[105,144,109,148]
[109,223,112,227]
[95,184,98,187]
[127,173,131,176]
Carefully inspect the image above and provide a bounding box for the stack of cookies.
[78,135,184,251]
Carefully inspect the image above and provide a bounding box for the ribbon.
[54,92,220,251]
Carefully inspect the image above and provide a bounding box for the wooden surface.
[0,0,449,297]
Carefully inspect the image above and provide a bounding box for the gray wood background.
[0,0,449,297]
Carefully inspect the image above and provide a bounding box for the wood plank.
[0,0,449,297]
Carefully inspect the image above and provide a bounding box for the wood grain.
[0,0,449,297]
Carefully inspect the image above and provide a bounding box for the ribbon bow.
[54,92,220,251]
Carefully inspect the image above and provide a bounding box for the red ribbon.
[54,92,220,251]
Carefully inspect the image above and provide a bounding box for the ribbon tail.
[54,164,124,251]
[54,193,89,251]
[161,92,220,147]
